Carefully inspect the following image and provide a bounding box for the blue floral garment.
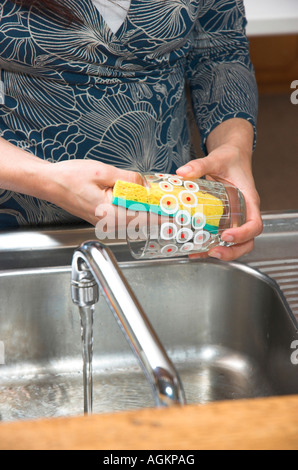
[0,0,258,229]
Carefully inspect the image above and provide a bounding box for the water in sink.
[0,259,297,422]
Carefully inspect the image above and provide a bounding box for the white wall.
[244,0,298,36]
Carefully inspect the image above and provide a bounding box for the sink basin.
[0,251,298,423]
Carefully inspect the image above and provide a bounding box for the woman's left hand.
[176,143,263,261]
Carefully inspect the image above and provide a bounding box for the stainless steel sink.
[0,245,298,423]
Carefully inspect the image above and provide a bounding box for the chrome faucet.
[71,241,186,411]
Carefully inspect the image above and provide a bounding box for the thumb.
[176,155,221,179]
[95,162,144,188]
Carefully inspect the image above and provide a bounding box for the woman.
[0,0,263,260]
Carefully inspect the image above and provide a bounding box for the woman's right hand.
[39,159,142,226]
[0,137,142,227]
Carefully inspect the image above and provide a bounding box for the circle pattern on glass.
[175,210,191,226]
[146,174,159,182]
[184,181,199,192]
[160,222,178,240]
[179,242,194,253]
[159,181,173,192]
[179,190,198,208]
[176,228,193,243]
[160,194,179,214]
[192,212,206,230]
[147,241,160,252]
[168,177,183,186]
[161,244,178,256]
[194,230,211,245]
[147,251,159,258]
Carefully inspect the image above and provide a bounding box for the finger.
[176,155,221,179]
[95,163,143,188]
[208,239,255,262]
[221,218,263,246]
[189,239,254,262]
[221,193,263,246]
[188,252,209,260]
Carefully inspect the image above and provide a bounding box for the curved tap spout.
[71,241,186,408]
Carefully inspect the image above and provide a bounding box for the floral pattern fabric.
[0,0,258,228]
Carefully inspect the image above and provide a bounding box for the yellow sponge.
[113,180,148,204]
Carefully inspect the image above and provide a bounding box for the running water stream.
[79,306,94,415]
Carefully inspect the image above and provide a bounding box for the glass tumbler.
[112,173,246,260]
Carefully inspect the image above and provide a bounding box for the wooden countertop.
[1,395,298,450]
